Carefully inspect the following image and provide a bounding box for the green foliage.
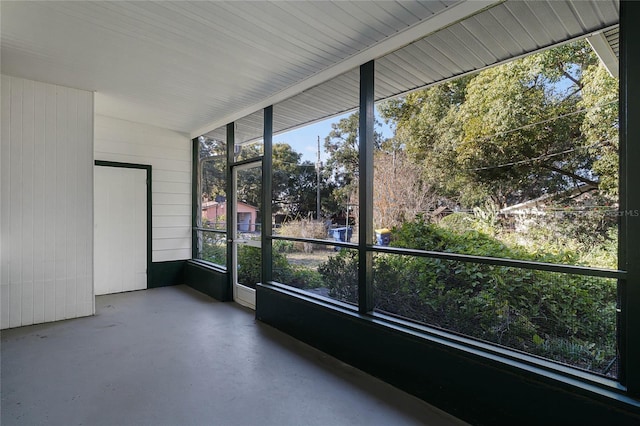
[200,157,226,203]
[199,136,227,205]
[236,244,324,291]
[201,240,226,265]
[378,40,617,208]
[497,192,618,269]
[273,240,295,253]
[317,216,617,374]
[323,113,384,214]
[278,267,324,291]
[579,64,619,197]
[438,211,495,236]
[317,250,358,304]
[392,214,531,260]
[237,246,262,287]
[271,142,335,218]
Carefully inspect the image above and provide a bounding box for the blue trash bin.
[375,228,391,246]
[330,226,352,250]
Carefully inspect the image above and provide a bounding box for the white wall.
[94,115,191,262]
[1,75,94,329]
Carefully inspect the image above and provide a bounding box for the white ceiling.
[1,1,619,139]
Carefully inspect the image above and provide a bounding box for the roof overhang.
[587,27,620,77]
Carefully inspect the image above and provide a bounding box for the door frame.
[231,159,262,309]
[94,160,152,290]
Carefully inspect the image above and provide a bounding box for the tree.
[379,40,618,208]
[579,63,619,197]
[324,112,384,217]
[199,136,226,202]
[272,143,303,210]
[272,143,324,218]
[373,128,442,228]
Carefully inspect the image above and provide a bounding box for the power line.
[468,140,613,171]
[469,100,617,144]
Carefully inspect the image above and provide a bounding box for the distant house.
[500,184,598,215]
[498,184,610,232]
[202,198,259,232]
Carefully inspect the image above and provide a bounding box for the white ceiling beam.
[587,30,619,78]
[190,0,500,138]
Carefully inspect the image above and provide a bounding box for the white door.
[94,165,147,295]
[232,161,262,309]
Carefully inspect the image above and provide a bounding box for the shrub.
[273,240,295,253]
[201,238,226,265]
[318,250,358,304]
[317,216,617,375]
[237,246,261,286]
[237,244,324,291]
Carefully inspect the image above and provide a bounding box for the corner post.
[262,106,274,284]
[359,60,375,313]
[192,138,199,260]
[620,0,640,397]
[226,122,235,295]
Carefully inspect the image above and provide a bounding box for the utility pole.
[316,135,321,221]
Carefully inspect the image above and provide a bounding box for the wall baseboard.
[183,261,230,301]
[149,260,186,288]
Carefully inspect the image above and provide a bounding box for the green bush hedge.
[237,245,323,290]
[318,216,617,375]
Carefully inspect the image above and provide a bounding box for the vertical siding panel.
[93,167,107,295]
[21,79,35,325]
[32,82,46,324]
[1,76,11,329]
[78,91,93,316]
[54,86,67,321]
[110,173,122,294]
[0,284,9,329]
[134,169,147,290]
[43,83,57,323]
[1,76,93,328]
[89,92,95,315]
[9,77,23,328]
[121,172,135,292]
[65,88,78,319]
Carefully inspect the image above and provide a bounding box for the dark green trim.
[95,160,150,171]
[618,0,628,388]
[192,138,199,259]
[620,0,640,396]
[184,260,230,301]
[262,106,273,285]
[225,123,235,295]
[256,284,640,425]
[372,245,624,278]
[193,227,226,233]
[232,157,264,167]
[149,260,185,288]
[358,61,375,313]
[94,160,152,290]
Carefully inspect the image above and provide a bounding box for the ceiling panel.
[376,0,619,101]
[1,0,619,140]
[1,0,454,133]
[266,0,619,139]
[605,27,620,57]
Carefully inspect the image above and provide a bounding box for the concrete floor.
[1,285,468,426]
